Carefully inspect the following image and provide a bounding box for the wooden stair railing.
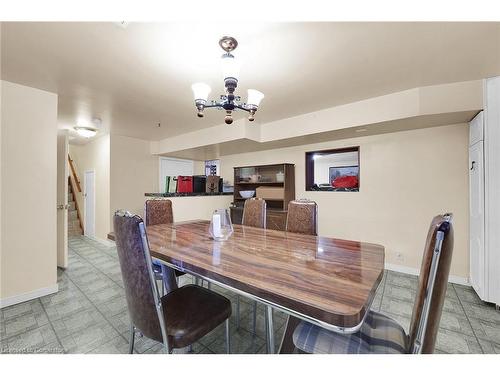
[68,154,84,233]
[68,155,82,192]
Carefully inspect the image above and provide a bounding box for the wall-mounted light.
[74,127,98,138]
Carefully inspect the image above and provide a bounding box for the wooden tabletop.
[147,220,385,329]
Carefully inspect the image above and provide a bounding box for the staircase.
[68,176,83,236]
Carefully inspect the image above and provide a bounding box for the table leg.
[265,305,275,354]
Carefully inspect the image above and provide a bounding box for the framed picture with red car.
[329,166,359,191]
[305,146,360,192]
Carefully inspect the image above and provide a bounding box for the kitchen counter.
[145,192,233,198]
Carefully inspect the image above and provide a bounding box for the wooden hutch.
[230,163,295,231]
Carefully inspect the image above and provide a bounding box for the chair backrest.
[408,213,454,354]
[242,198,267,229]
[286,199,318,235]
[144,199,173,226]
[113,211,172,344]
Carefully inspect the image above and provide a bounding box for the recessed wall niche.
[305,146,360,192]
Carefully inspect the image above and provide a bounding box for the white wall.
[69,135,110,241]
[1,80,58,304]
[220,123,469,280]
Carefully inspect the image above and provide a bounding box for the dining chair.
[271,199,319,352]
[242,197,266,228]
[292,213,454,354]
[237,198,267,334]
[144,199,185,291]
[114,210,232,354]
[286,199,318,236]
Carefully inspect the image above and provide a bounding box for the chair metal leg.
[236,295,241,329]
[225,319,231,354]
[207,281,211,290]
[265,306,275,354]
[252,300,258,335]
[128,324,135,354]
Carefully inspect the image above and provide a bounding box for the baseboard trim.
[385,263,470,286]
[0,284,59,308]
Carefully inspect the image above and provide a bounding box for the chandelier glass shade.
[191,36,264,125]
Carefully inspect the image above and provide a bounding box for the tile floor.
[1,235,499,354]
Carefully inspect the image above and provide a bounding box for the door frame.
[83,169,96,238]
[57,131,69,268]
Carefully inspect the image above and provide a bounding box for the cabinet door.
[469,141,485,298]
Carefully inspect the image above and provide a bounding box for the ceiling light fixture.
[191,36,264,125]
[74,126,98,138]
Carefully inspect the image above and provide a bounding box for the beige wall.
[69,135,110,241]
[167,195,233,222]
[71,134,210,240]
[1,80,58,302]
[109,134,222,227]
[110,135,159,222]
[220,123,469,279]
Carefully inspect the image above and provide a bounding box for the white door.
[159,157,194,193]
[84,170,95,237]
[469,140,485,298]
[56,132,69,268]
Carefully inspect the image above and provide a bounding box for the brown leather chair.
[237,198,267,334]
[144,199,174,226]
[292,213,454,354]
[286,199,318,235]
[113,211,232,354]
[144,199,185,282]
[242,198,266,229]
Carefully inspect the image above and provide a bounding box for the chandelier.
[191,36,264,125]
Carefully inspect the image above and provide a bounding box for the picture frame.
[329,165,359,191]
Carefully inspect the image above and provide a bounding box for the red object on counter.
[177,176,193,193]
[332,175,359,189]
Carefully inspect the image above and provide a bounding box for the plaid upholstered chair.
[292,213,454,354]
[114,211,232,354]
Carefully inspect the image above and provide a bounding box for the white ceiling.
[1,22,499,142]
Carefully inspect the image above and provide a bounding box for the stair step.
[68,222,81,231]
[69,210,78,220]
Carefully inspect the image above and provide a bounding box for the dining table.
[146,220,385,354]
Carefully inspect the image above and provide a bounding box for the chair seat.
[293,310,408,354]
[161,284,232,349]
